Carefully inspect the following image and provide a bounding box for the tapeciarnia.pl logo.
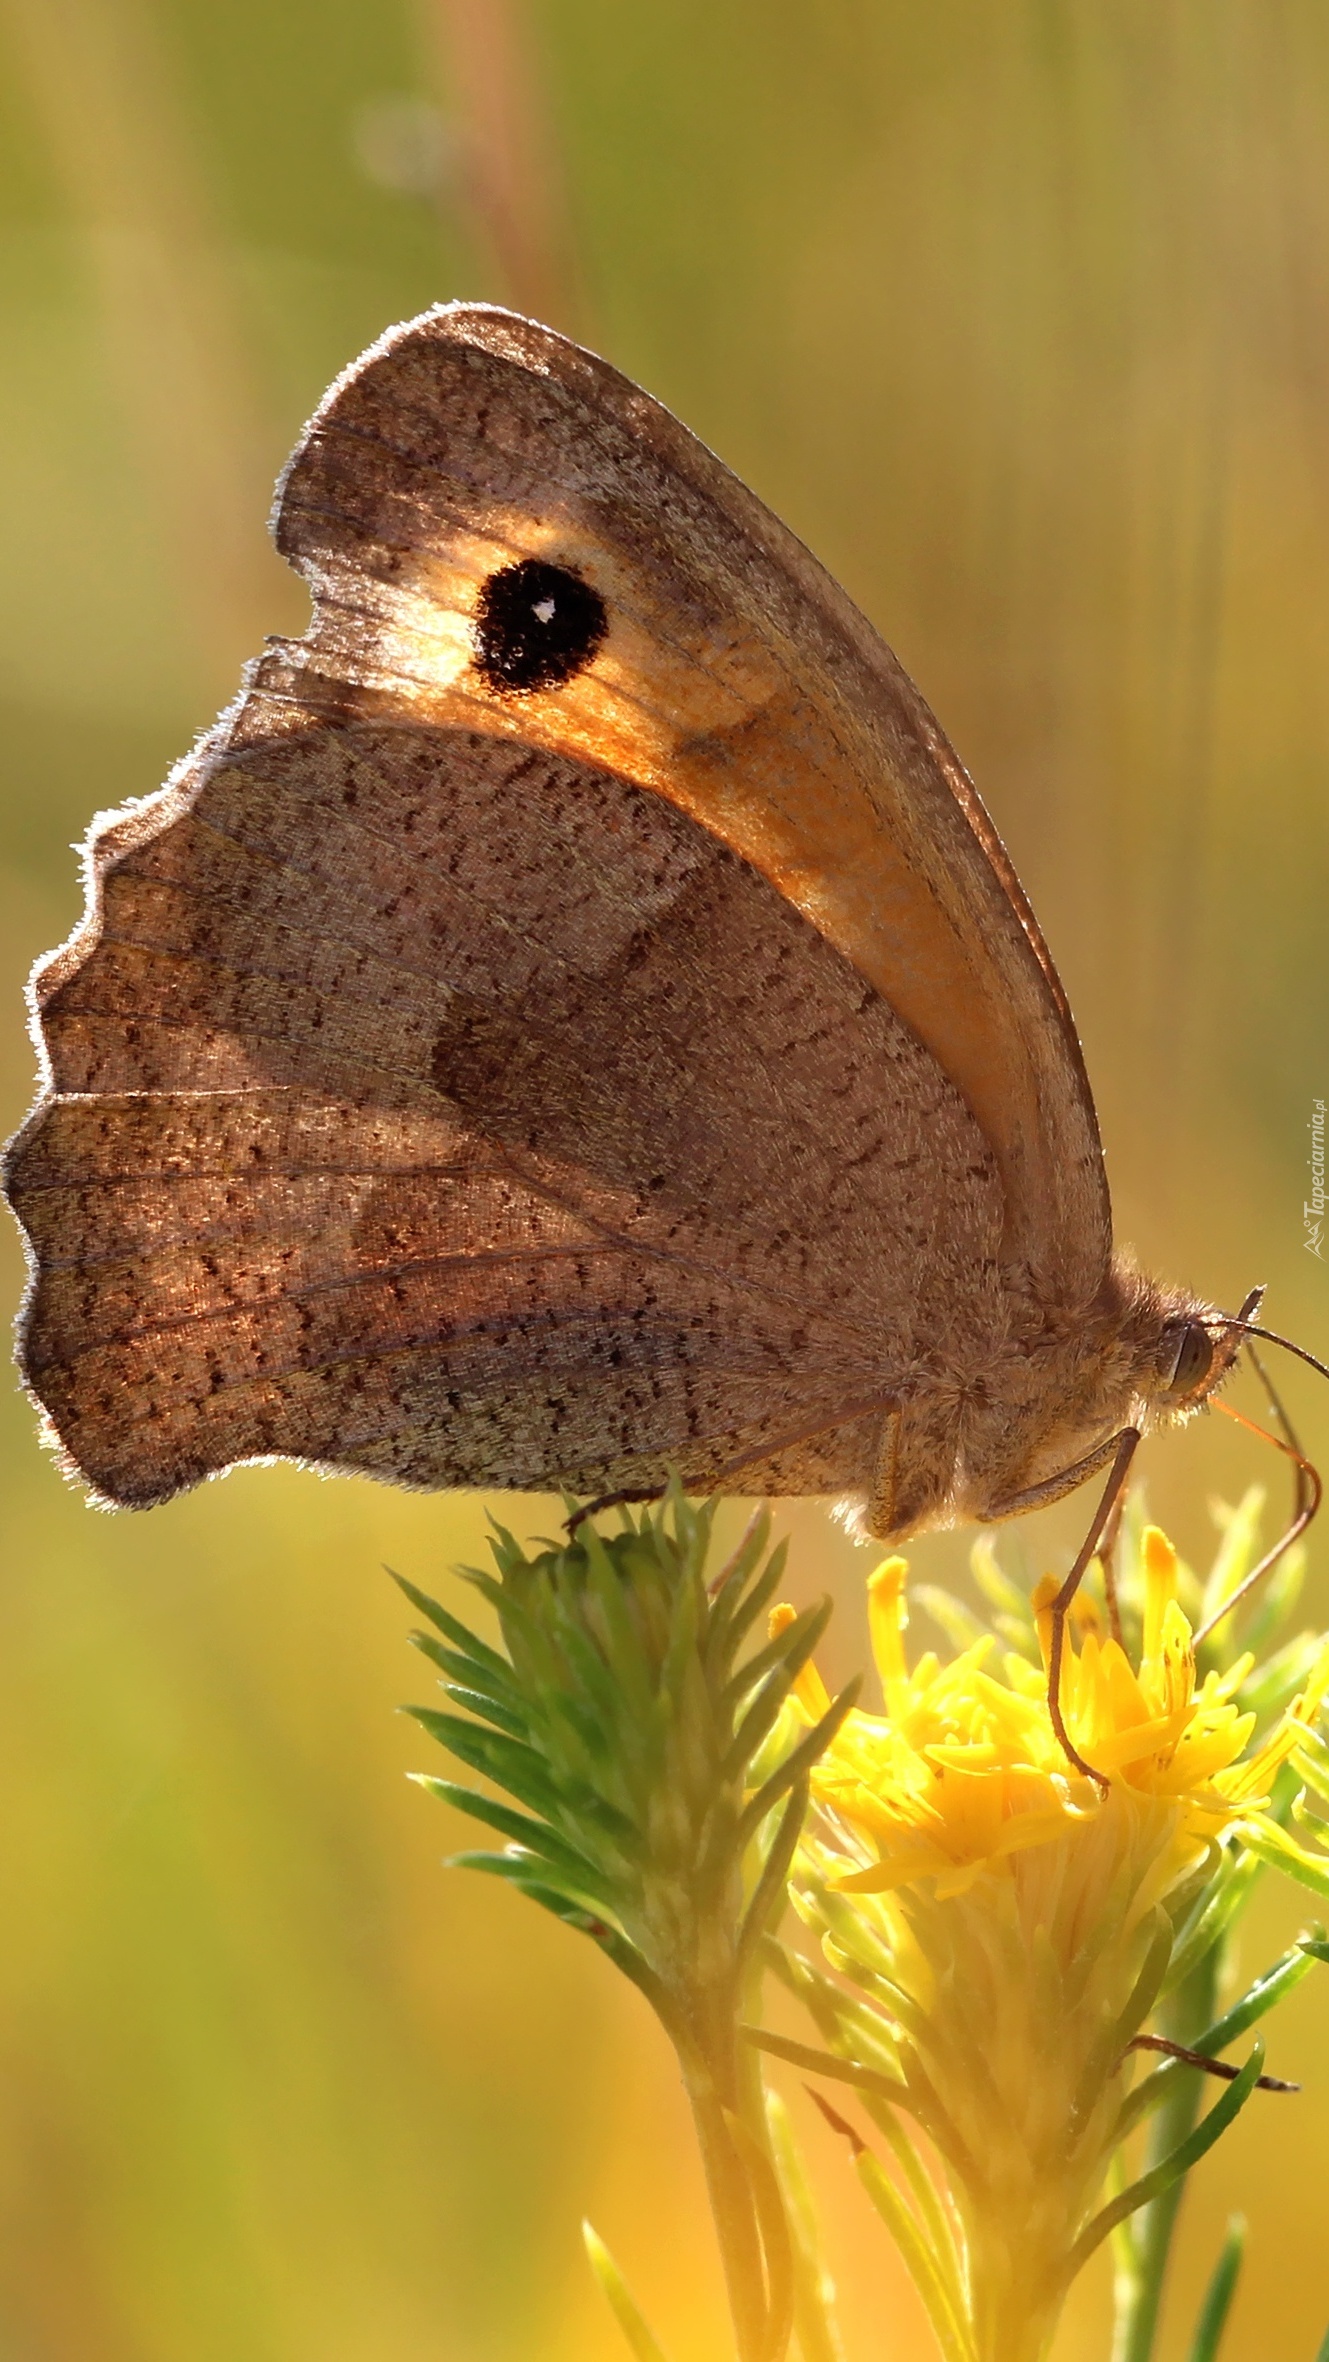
[1306,1097,1326,1261]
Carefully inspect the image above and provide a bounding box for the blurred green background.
[2,3,1328,2355]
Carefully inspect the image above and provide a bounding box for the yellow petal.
[769,1601,832,1719]
[1142,1525,1179,1668]
[867,1557,912,1716]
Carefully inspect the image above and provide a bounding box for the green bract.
[398,1482,856,2362]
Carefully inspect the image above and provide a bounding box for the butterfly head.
[988,1274,1254,1517]
[1149,1305,1247,1420]
[1142,1280,1329,1428]
[1037,1269,1245,1453]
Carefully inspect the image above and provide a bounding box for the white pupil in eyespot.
[533,596,557,623]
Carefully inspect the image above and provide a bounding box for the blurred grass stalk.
[0,0,285,680]
[0,0,586,690]
[420,0,584,333]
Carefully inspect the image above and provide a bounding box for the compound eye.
[1167,1322,1216,1397]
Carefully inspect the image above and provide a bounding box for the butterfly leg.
[861,1400,963,1541]
[565,1398,901,1536]
[1048,1430,1140,1788]
[566,1484,667,1534]
[866,1407,902,1539]
[1096,1482,1127,1646]
[985,1425,1139,1524]
[990,1427,1141,1790]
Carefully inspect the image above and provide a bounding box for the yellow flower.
[784,1529,1329,2362]
[810,1531,1327,1909]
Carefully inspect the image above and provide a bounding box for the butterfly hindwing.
[11,720,1003,1507]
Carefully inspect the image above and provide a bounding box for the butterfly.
[4,304,1258,1624]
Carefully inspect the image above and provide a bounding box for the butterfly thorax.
[857,1257,1236,1545]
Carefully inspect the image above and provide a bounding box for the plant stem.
[679,1959,795,2362]
[686,2065,771,2362]
[1112,1945,1222,2362]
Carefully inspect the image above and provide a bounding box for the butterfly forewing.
[6,303,1114,1519]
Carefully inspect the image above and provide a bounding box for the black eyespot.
[1165,1321,1216,1397]
[473,558,608,694]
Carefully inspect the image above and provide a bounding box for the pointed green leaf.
[913,1584,988,1654]
[447,1854,621,1942]
[1237,1631,1319,1722]
[851,2142,976,2362]
[720,2103,795,2362]
[660,1550,703,1698]
[1236,1819,1329,1899]
[736,1679,860,1844]
[407,1628,524,1703]
[406,1703,560,1802]
[1185,2215,1245,2362]
[1116,1912,1176,2047]
[712,1538,790,1664]
[549,1615,635,1734]
[540,1683,622,1778]
[969,1535,1029,1622]
[388,1570,510,1669]
[1074,1912,1173,2135]
[1199,1486,1267,1633]
[446,1847,575,1892]
[410,1777,618,1902]
[765,2091,847,2362]
[723,1669,796,1781]
[1190,1939,1320,2057]
[703,1509,773,1625]
[723,1596,832,1713]
[1070,2044,1265,2277]
[582,1525,656,1718]
[461,1564,552,1657]
[1291,1724,1329,1803]
[449,1862,666,2018]
[743,2026,909,2103]
[1164,1843,1266,1995]
[738,1779,808,1965]
[582,2225,673,2362]
[440,1682,530,1738]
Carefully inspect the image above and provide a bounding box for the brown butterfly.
[5,304,1308,1754]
